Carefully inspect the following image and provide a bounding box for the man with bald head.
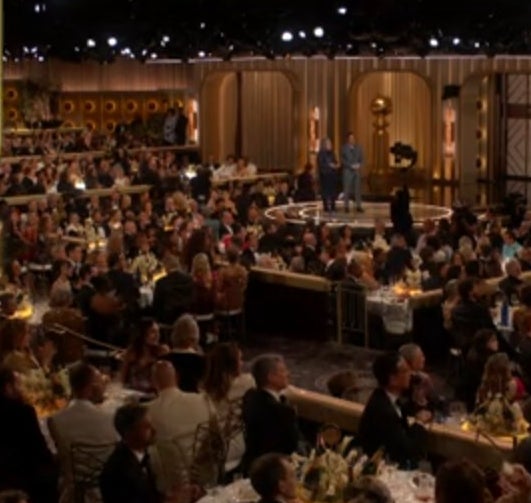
[148,361,215,490]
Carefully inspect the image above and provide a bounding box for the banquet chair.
[215,308,246,343]
[192,419,227,486]
[70,442,116,503]
[221,397,245,474]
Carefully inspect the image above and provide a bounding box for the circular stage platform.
[264,201,453,229]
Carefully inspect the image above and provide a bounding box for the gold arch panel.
[349,71,432,173]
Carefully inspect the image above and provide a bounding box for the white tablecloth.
[197,472,434,503]
[367,289,413,335]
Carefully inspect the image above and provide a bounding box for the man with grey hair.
[398,343,435,420]
[242,354,300,473]
[160,314,204,392]
[499,258,523,304]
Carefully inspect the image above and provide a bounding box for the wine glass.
[448,401,467,426]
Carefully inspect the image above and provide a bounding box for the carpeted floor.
[242,335,454,404]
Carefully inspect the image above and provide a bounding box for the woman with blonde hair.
[190,253,217,344]
[0,319,40,373]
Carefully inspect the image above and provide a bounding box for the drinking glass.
[448,401,467,426]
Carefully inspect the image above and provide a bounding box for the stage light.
[162,35,170,43]
[299,31,306,39]
[121,47,131,55]
[314,26,324,38]
[34,4,40,13]
[150,52,158,59]
[200,22,206,29]
[87,38,96,48]
[337,6,347,15]
[107,37,117,47]
[429,37,438,48]
[453,37,461,46]
[474,41,481,48]
[281,31,293,42]
[198,50,206,57]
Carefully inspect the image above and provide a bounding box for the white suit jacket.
[148,388,215,490]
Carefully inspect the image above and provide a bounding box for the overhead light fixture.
[453,37,461,46]
[121,47,131,55]
[107,37,117,47]
[200,22,206,29]
[150,52,158,59]
[429,37,439,48]
[198,50,206,57]
[162,35,170,43]
[314,26,324,38]
[474,41,481,48]
[298,30,306,39]
[337,6,347,15]
[87,38,96,48]
[281,31,293,42]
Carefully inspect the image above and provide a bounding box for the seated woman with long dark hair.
[202,342,255,472]
[120,318,169,393]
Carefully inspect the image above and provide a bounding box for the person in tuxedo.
[106,251,140,312]
[242,355,300,473]
[317,138,340,213]
[99,403,161,503]
[161,314,205,392]
[358,352,427,469]
[0,367,58,503]
[49,362,118,502]
[152,256,194,325]
[249,453,298,503]
[341,131,364,213]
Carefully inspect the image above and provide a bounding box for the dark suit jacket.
[450,299,497,352]
[358,387,426,469]
[106,269,140,307]
[242,389,300,471]
[0,396,57,498]
[100,443,161,503]
[160,351,205,392]
[152,270,194,324]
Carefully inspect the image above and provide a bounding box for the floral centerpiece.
[291,424,385,503]
[20,368,70,417]
[470,393,528,437]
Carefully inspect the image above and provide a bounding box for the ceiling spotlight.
[298,30,306,39]
[87,38,96,48]
[74,46,80,52]
[34,4,40,13]
[281,31,293,42]
[162,35,170,43]
[107,37,117,47]
[198,50,206,58]
[142,49,148,56]
[38,55,44,62]
[313,26,324,38]
[474,41,481,48]
[150,52,158,59]
[337,6,347,15]
[200,22,206,29]
[121,47,131,55]
[453,37,461,46]
[429,37,439,48]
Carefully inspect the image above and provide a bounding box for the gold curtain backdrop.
[241,71,294,172]
[200,70,294,171]
[350,71,432,173]
[200,72,237,162]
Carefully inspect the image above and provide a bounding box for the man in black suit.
[358,352,427,469]
[0,368,58,503]
[106,252,140,315]
[250,453,298,503]
[100,403,160,503]
[152,257,193,325]
[242,355,300,472]
[160,314,205,392]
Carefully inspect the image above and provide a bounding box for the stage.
[264,200,453,229]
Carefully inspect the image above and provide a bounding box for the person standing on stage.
[341,132,364,213]
[317,138,340,213]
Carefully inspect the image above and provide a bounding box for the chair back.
[70,442,115,503]
[192,418,227,486]
[335,282,368,345]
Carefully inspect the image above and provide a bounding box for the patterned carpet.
[242,335,453,404]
